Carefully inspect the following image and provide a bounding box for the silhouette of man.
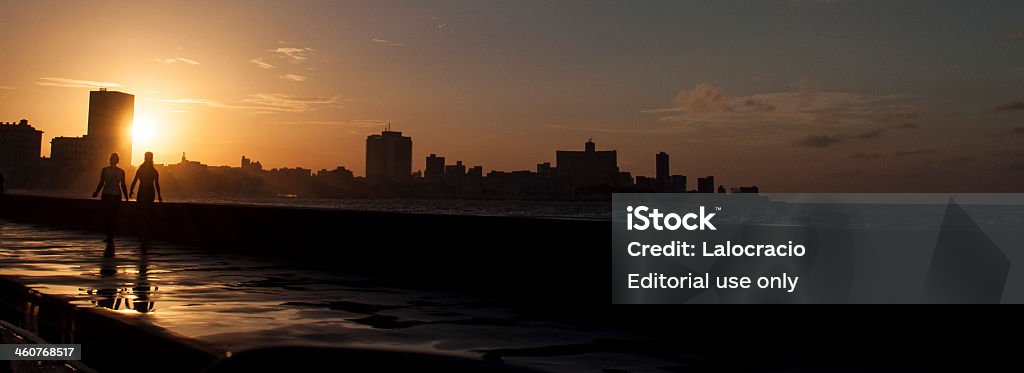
[92,153,129,243]
[130,151,163,243]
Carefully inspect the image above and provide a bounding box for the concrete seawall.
[0,275,225,372]
[0,194,610,304]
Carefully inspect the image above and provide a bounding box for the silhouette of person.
[92,153,129,243]
[130,152,163,243]
[0,171,6,196]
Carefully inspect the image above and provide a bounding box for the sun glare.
[133,114,158,143]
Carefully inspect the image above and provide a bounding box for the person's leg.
[103,195,119,241]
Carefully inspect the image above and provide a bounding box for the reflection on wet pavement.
[0,220,672,372]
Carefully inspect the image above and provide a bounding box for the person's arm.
[129,171,140,198]
[92,169,105,198]
[119,169,129,201]
[155,170,163,202]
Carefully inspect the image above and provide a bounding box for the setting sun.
[133,113,158,144]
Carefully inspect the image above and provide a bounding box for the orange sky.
[1,1,1023,192]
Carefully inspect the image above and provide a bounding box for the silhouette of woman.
[92,153,129,243]
[130,151,163,243]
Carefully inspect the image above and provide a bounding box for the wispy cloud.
[0,85,14,90]
[264,120,387,128]
[249,58,275,69]
[36,77,120,88]
[243,94,336,112]
[161,94,338,114]
[795,134,845,148]
[642,82,915,136]
[856,128,886,139]
[371,38,406,47]
[269,47,314,62]
[154,57,200,65]
[852,152,880,160]
[279,74,307,82]
[892,149,936,157]
[993,100,1024,112]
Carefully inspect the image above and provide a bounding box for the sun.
[133,114,158,143]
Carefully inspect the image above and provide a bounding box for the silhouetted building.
[241,156,263,172]
[697,176,715,193]
[656,152,670,192]
[467,165,483,178]
[0,119,42,167]
[87,89,135,166]
[670,175,687,193]
[425,154,445,180]
[732,186,760,194]
[444,160,466,184]
[537,162,553,175]
[636,176,656,192]
[365,128,412,181]
[555,139,622,189]
[717,185,726,194]
[51,136,90,165]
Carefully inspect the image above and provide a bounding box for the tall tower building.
[365,127,412,181]
[87,88,135,166]
[425,154,445,179]
[656,152,669,192]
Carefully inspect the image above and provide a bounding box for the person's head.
[144,152,154,164]
[109,153,119,166]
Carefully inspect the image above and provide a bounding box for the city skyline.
[1,1,1023,191]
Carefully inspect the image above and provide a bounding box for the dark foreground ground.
[0,194,1021,372]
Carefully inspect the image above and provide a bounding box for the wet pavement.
[0,220,674,372]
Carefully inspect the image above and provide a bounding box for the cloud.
[264,120,387,128]
[242,93,336,112]
[856,128,886,139]
[795,134,845,148]
[371,38,406,47]
[672,83,733,113]
[993,101,1024,112]
[249,58,275,69]
[641,82,916,142]
[36,77,120,88]
[852,152,880,160]
[154,57,200,65]
[160,93,338,113]
[279,74,308,82]
[269,47,314,62]
[0,86,14,90]
[892,149,936,157]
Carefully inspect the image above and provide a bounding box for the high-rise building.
[555,139,622,189]
[697,176,715,193]
[656,152,669,192]
[425,154,445,179]
[0,119,42,167]
[87,89,135,166]
[365,127,412,181]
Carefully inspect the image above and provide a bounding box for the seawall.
[0,194,610,304]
